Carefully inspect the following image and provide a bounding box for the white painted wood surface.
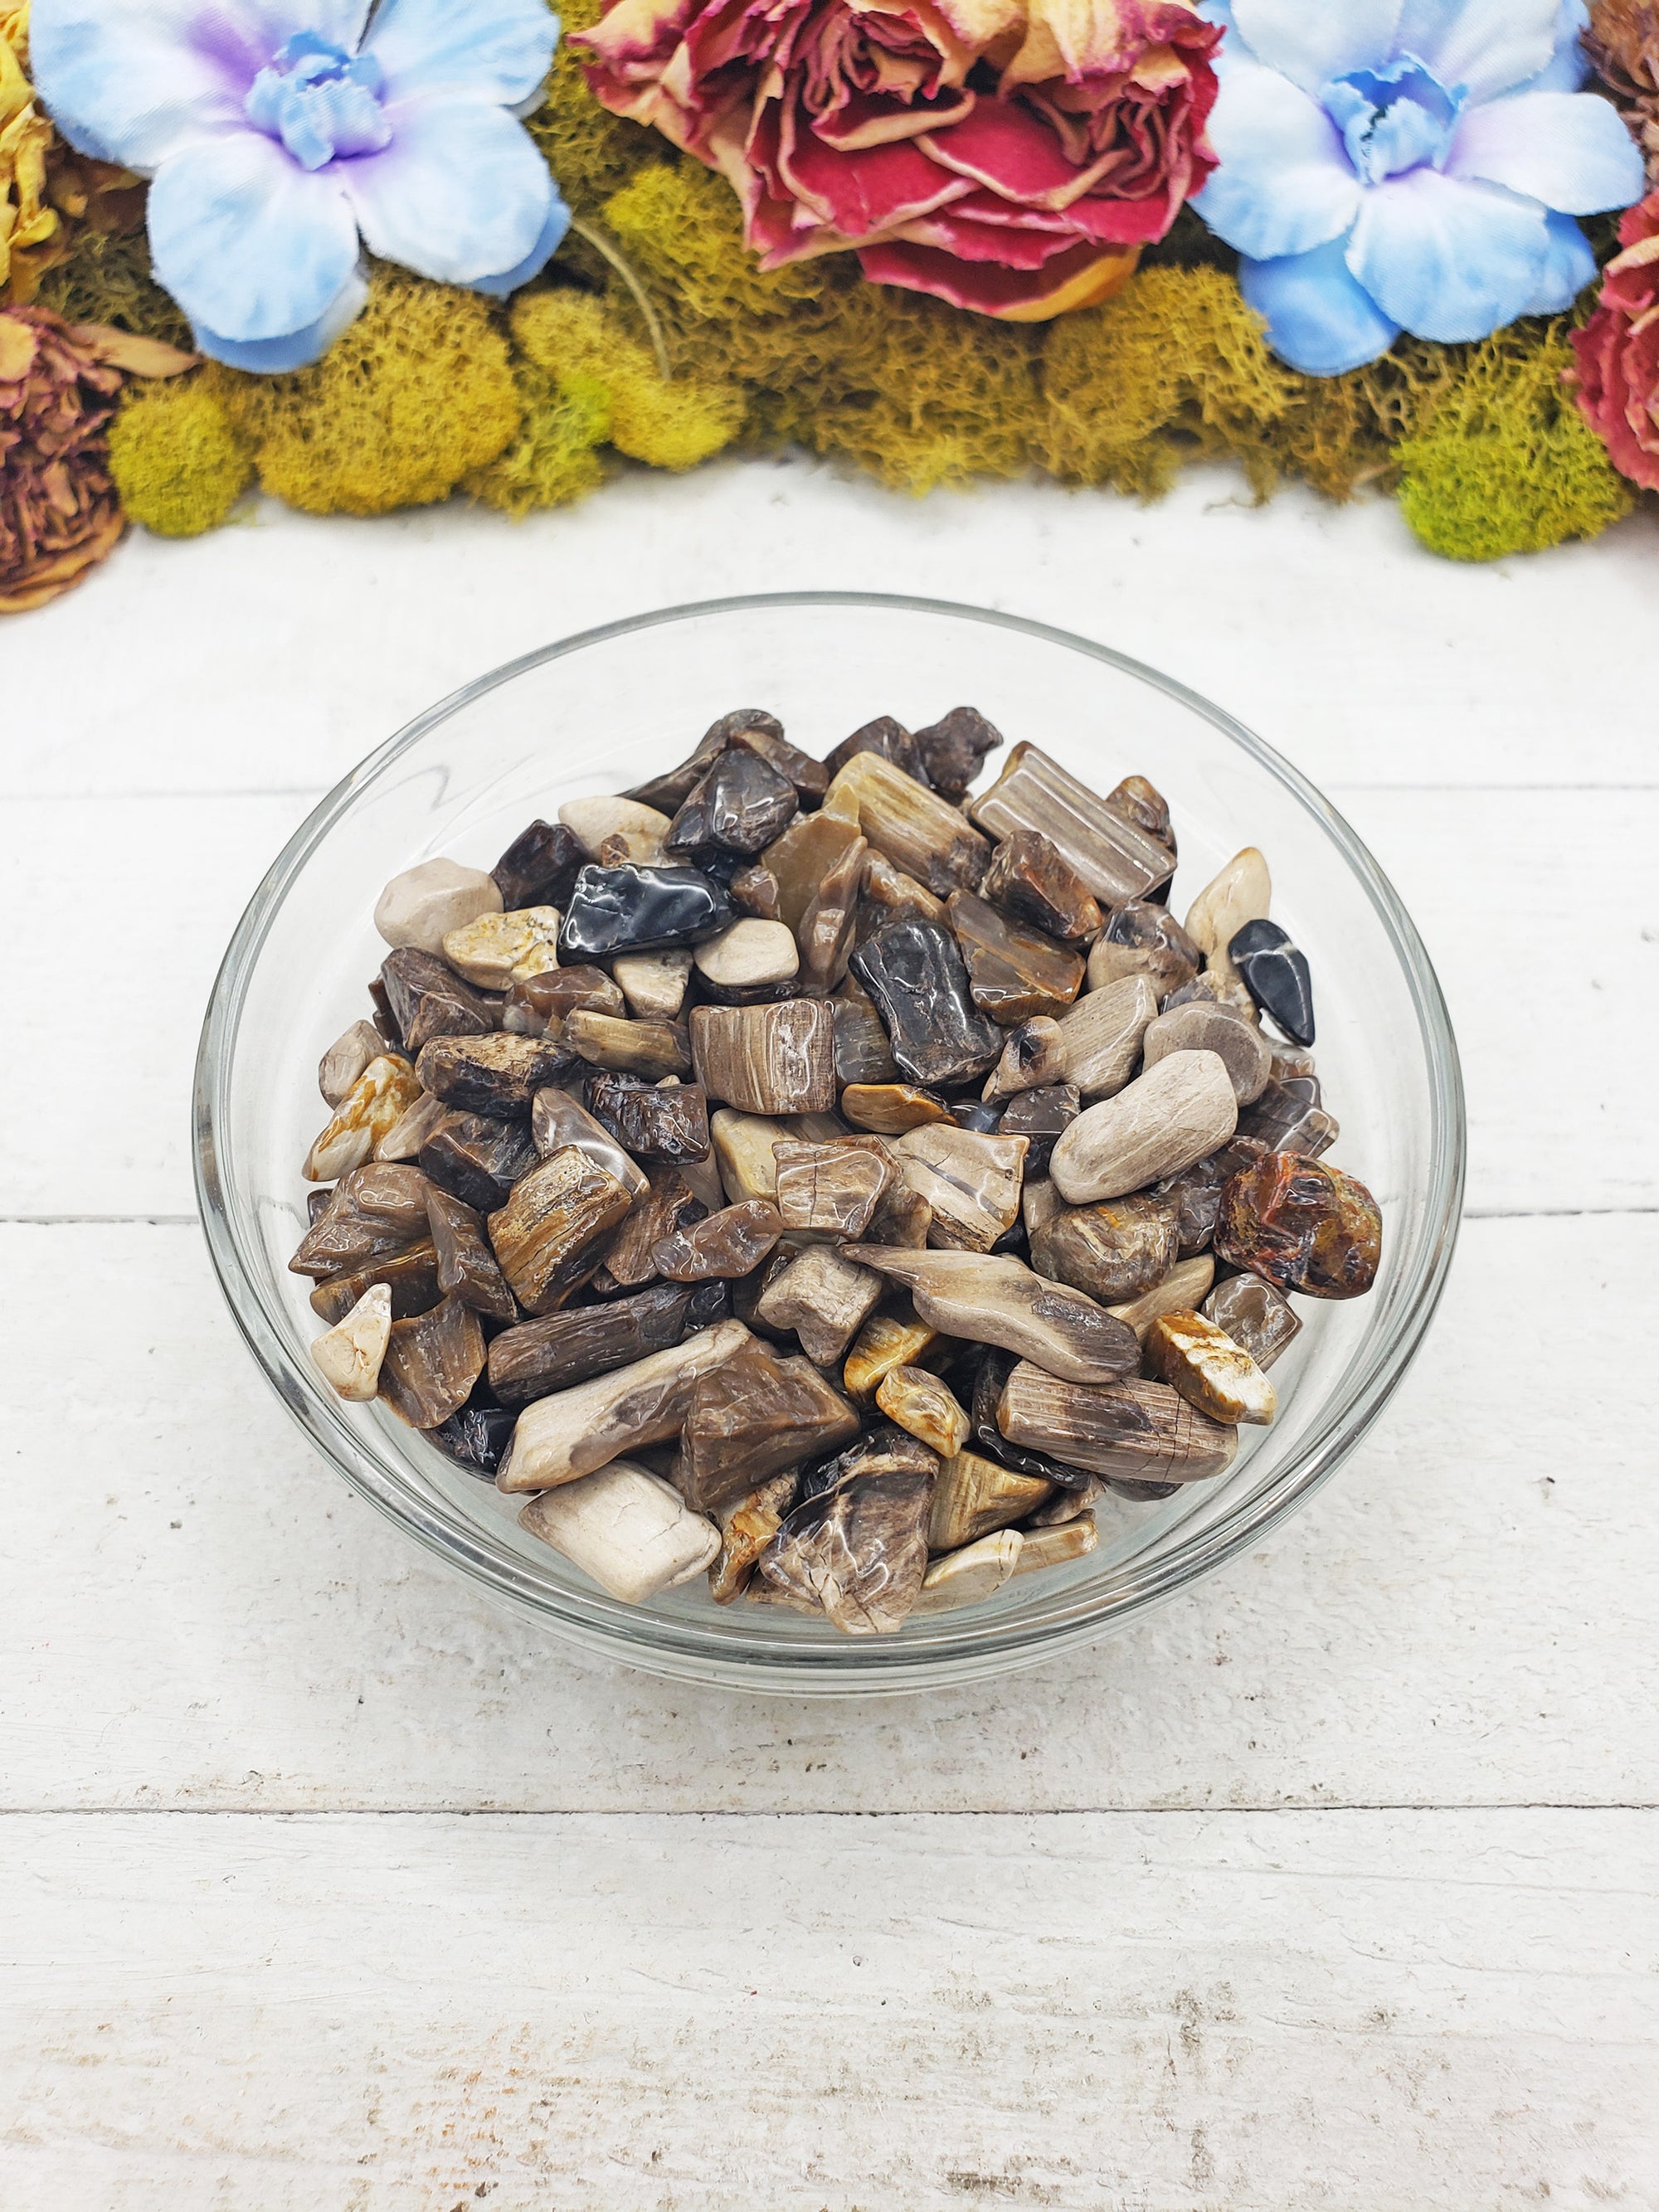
[2,459,1657,2204]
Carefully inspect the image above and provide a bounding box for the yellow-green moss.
[204,269,520,516]
[527,0,663,216]
[465,362,611,516]
[105,375,253,537]
[1396,321,1636,561]
[32,222,192,348]
[511,285,745,469]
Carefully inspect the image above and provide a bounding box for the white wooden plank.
[2,1807,1653,2208]
[4,787,1652,1218]
[4,1212,1655,1815]
[7,470,1657,801]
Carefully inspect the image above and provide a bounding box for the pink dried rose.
[1570,190,1659,492]
[577,0,1221,319]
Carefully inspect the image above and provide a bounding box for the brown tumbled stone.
[1214,1150,1381,1300]
[980,829,1103,943]
[377,1293,485,1429]
[289,1163,432,1280]
[969,742,1174,907]
[487,1148,634,1315]
[496,1320,753,1492]
[1030,1193,1180,1305]
[1104,775,1174,852]
[1203,1271,1301,1369]
[1013,1520,1098,1573]
[563,1009,692,1080]
[624,709,777,814]
[857,851,947,937]
[490,817,587,910]
[890,1123,1028,1252]
[595,1167,706,1291]
[487,1279,695,1404]
[727,722,830,805]
[502,965,624,1035]
[796,834,867,995]
[850,919,1002,1089]
[946,889,1086,1023]
[653,1199,784,1282]
[727,862,783,921]
[309,1237,442,1324]
[667,748,800,856]
[586,1074,710,1165]
[1085,900,1202,996]
[426,1185,517,1320]
[708,1471,801,1605]
[690,998,838,1116]
[1238,1077,1338,1159]
[845,1246,1137,1386]
[678,1341,860,1514]
[982,1016,1068,1101]
[1145,1309,1277,1426]
[1107,1255,1216,1341]
[821,751,990,897]
[762,810,866,935]
[530,1087,649,1198]
[752,1244,883,1365]
[772,1137,894,1241]
[843,1310,938,1404]
[912,705,1003,799]
[823,713,928,786]
[863,1175,933,1247]
[839,1082,951,1135]
[378,947,496,1057]
[996,1361,1238,1483]
[996,1083,1078,1176]
[927,1449,1053,1553]
[832,976,900,1085]
[414,1033,571,1120]
[876,1364,970,1460]
[757,1456,934,1634]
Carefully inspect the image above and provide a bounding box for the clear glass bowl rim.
[193,590,1466,1694]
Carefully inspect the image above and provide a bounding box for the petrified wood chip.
[996,1083,1078,1175]
[709,1106,786,1203]
[1268,1043,1317,1084]
[727,863,784,921]
[821,751,990,897]
[367,975,404,1051]
[823,712,929,786]
[414,1033,571,1120]
[969,742,1174,907]
[289,1163,433,1279]
[800,1424,937,1502]
[1107,1255,1217,1341]
[303,1056,423,1181]
[758,1458,935,1635]
[891,1123,1028,1253]
[426,1185,517,1320]
[1049,1050,1238,1206]
[1105,774,1174,852]
[653,1198,784,1282]
[772,1137,894,1241]
[693,918,800,993]
[927,1451,1052,1553]
[504,964,625,1034]
[844,1247,1138,1386]
[708,1471,801,1605]
[668,749,800,855]
[1229,918,1316,1047]
[624,707,778,814]
[487,1148,634,1315]
[857,851,947,940]
[1030,1193,1180,1305]
[529,1087,649,1197]
[727,722,830,805]
[1026,1477,1106,1525]
[690,998,838,1116]
[1237,1077,1337,1159]
[1141,999,1272,1104]
[1146,1309,1278,1426]
[864,1176,932,1247]
[967,1346,1093,1489]
[592,1168,705,1292]
[558,862,733,960]
[753,1243,883,1366]
[796,834,866,995]
[1203,1271,1301,1369]
[518,1461,720,1606]
[373,858,502,955]
[487,1278,694,1404]
[1013,1519,1098,1573]
[982,1016,1068,1101]
[378,1292,486,1429]
[496,1320,753,1492]
[1086,900,1201,998]
[915,1529,1023,1610]
[373,1090,447,1164]
[319,1019,388,1107]
[832,976,900,1086]
[912,704,1003,800]
[432,1402,517,1476]
[947,1100,1004,1135]
[677,1340,861,1514]
[1214,1150,1381,1300]
[309,1281,393,1402]
[1183,846,1271,995]
[839,1082,950,1135]
[1054,974,1158,1099]
[491,818,588,911]
[419,1109,536,1211]
[762,809,866,935]
[1150,1137,1265,1257]
[876,1364,970,1461]
[563,1010,691,1081]
[587,1074,710,1165]
[980,829,1102,945]
[850,919,1001,1088]
[559,795,672,865]
[843,1310,938,1403]
[1160,969,1260,1027]
[441,906,562,990]
[996,1361,1238,1484]
[309,1237,442,1324]
[946,889,1085,1023]
[379,946,497,1056]
[1023,1177,1061,1241]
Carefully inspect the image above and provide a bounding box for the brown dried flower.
[2,3,145,307]
[1586,0,1659,183]
[0,304,124,610]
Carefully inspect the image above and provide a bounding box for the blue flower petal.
[1345,170,1549,341]
[148,129,359,341]
[1523,208,1598,313]
[467,187,572,297]
[1510,1,1590,93]
[1229,0,1404,100]
[1447,90,1647,214]
[1239,236,1400,373]
[29,0,369,169]
[1392,0,1561,104]
[192,263,370,369]
[1192,61,1361,260]
[362,0,557,110]
[339,96,552,286]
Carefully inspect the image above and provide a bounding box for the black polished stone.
[850,919,1002,1088]
[997,1082,1079,1175]
[912,706,1002,800]
[684,1278,733,1332]
[490,818,588,910]
[667,751,799,857]
[823,714,930,787]
[948,1099,1005,1135]
[969,1349,1094,1490]
[432,1400,517,1477]
[418,1110,536,1213]
[557,863,734,960]
[1228,918,1316,1047]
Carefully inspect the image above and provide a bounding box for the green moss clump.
[32,224,192,349]
[106,376,253,537]
[510,286,746,470]
[465,362,612,516]
[527,0,664,217]
[1395,322,1636,560]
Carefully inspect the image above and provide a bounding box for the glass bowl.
[195,592,1464,1695]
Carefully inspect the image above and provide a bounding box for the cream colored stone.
[890,1124,1028,1253]
[693,920,800,991]
[753,1246,883,1367]
[308,1283,392,1403]
[1145,1309,1278,1427]
[440,907,561,990]
[557,796,671,865]
[319,1020,387,1107]
[1013,1519,1099,1573]
[1055,975,1158,1098]
[1048,1050,1238,1206]
[372,859,501,955]
[303,1056,422,1181]
[710,1108,786,1203]
[914,1532,1023,1612]
[496,1321,754,1494]
[372,1090,446,1164]
[611,950,693,1021]
[1184,847,1272,994]
[518,1461,719,1605]
[876,1365,971,1460]
[1141,999,1271,1104]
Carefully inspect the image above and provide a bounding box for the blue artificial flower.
[1191,0,1646,374]
[30,0,569,371]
